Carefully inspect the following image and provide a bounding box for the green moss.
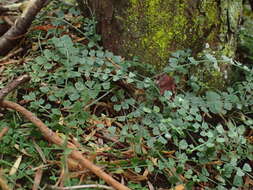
[107,0,242,90]
[121,0,225,68]
[193,1,220,43]
[201,70,226,91]
[116,0,242,72]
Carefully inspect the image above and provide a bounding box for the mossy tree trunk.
[86,0,243,68]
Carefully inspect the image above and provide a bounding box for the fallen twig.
[1,100,130,190]
[0,74,30,101]
[0,48,23,63]
[32,168,43,190]
[0,0,48,55]
[50,184,114,190]
[0,75,130,190]
[0,60,20,66]
[33,139,47,163]
[94,132,127,149]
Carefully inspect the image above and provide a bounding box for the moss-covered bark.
[87,0,243,68]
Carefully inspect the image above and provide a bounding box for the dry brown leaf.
[84,129,97,142]
[33,140,47,163]
[148,181,155,190]
[67,158,83,171]
[205,160,223,165]
[123,169,148,182]
[143,169,149,178]
[156,74,176,95]
[9,155,22,175]
[245,175,253,187]
[169,184,185,190]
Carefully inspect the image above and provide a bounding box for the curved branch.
[0,0,48,56]
[1,100,130,190]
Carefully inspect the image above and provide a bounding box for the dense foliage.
[0,2,252,189]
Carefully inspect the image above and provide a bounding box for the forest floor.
[0,1,253,190]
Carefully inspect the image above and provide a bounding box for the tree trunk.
[86,0,243,68]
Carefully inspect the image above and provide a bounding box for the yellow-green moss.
[114,0,242,74]
[121,0,224,68]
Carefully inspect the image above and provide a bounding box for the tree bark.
[86,0,243,68]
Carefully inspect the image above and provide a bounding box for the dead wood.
[32,168,43,190]
[0,73,130,190]
[0,74,30,101]
[0,0,48,56]
[1,100,130,190]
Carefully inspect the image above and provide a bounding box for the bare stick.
[32,168,43,190]
[50,184,114,190]
[0,48,23,62]
[0,74,30,102]
[0,0,48,55]
[1,100,130,190]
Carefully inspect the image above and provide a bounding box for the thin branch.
[50,184,114,190]
[0,74,30,102]
[32,168,43,190]
[1,100,130,190]
[0,0,49,56]
[0,48,23,63]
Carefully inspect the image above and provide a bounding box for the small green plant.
[0,5,252,189]
[3,37,252,189]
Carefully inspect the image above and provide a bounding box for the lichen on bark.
[90,0,243,69]
[119,0,242,68]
